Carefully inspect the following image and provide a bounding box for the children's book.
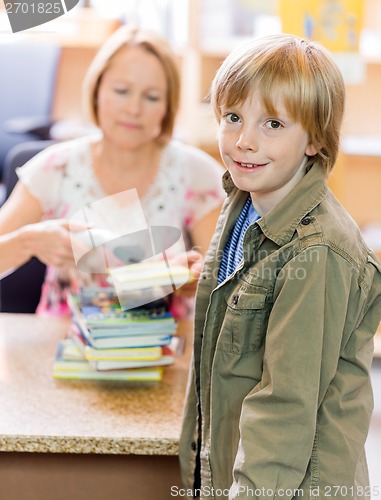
[109,261,191,292]
[53,341,163,381]
[69,317,172,349]
[69,289,177,332]
[53,367,163,381]
[68,294,174,348]
[56,339,174,371]
[69,324,164,361]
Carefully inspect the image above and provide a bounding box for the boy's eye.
[265,120,282,130]
[225,113,241,123]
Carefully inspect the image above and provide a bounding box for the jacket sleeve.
[229,245,380,500]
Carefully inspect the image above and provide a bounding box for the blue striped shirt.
[218,196,260,284]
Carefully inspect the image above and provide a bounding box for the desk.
[0,314,192,500]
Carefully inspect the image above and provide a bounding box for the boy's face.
[218,92,318,214]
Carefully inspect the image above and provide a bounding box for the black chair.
[0,140,55,313]
[0,41,60,181]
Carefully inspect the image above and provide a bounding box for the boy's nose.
[235,129,258,152]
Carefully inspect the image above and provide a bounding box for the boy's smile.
[218,93,318,215]
[233,160,268,171]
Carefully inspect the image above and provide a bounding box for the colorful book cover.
[69,325,164,361]
[88,333,172,349]
[110,261,191,291]
[67,295,173,348]
[57,339,174,371]
[70,288,176,330]
[53,367,163,381]
[53,342,163,381]
[72,316,172,349]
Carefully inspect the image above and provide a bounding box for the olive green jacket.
[179,165,381,500]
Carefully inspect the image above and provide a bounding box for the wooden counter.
[0,314,192,500]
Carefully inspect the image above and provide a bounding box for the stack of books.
[52,285,180,382]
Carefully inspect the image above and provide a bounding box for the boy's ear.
[305,141,320,156]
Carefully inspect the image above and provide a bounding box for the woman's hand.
[20,219,84,269]
[171,249,204,298]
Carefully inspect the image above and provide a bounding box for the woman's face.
[96,45,168,151]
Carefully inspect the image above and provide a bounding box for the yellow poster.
[279,0,364,52]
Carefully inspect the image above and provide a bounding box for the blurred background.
[0,0,380,230]
[0,0,380,493]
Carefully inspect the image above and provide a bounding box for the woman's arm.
[0,182,77,275]
[0,181,45,232]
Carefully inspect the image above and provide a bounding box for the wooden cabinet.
[0,314,191,499]
[328,152,381,227]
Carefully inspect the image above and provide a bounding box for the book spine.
[67,294,95,347]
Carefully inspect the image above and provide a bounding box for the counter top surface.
[0,314,192,456]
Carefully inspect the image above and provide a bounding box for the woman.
[0,26,225,315]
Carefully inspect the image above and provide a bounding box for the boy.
[179,34,381,500]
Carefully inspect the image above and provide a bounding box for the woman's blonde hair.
[83,25,180,142]
[211,34,345,174]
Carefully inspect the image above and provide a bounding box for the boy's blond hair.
[211,34,345,174]
[83,25,180,143]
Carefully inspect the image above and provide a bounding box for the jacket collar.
[222,170,236,195]
[223,165,328,247]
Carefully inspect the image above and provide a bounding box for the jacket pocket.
[217,284,269,355]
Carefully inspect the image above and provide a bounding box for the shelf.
[341,136,381,157]
[0,8,120,48]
